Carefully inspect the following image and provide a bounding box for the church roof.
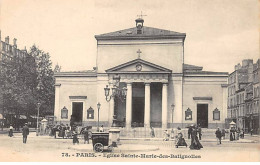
[183,64,228,75]
[54,70,97,77]
[183,64,203,71]
[95,26,186,40]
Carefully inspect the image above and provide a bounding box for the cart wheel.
[94,143,104,152]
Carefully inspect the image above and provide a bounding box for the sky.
[0,0,259,73]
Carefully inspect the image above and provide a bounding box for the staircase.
[118,127,226,139]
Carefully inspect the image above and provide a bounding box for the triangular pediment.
[106,58,172,74]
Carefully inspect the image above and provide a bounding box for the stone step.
[117,127,230,138]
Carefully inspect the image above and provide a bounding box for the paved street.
[0,132,259,161]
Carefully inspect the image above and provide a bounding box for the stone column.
[162,83,168,129]
[144,83,151,128]
[126,83,132,129]
[108,96,114,127]
[54,84,61,121]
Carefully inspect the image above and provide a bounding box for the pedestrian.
[189,125,203,150]
[197,124,202,140]
[250,128,253,136]
[65,124,70,138]
[82,127,89,144]
[188,125,192,139]
[72,131,79,145]
[99,125,104,132]
[215,127,222,145]
[22,123,29,144]
[241,128,244,139]
[163,130,169,141]
[150,127,155,138]
[230,126,235,141]
[61,124,66,139]
[221,128,226,139]
[175,127,187,148]
[9,125,13,137]
[236,128,240,140]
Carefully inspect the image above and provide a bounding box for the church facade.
[54,19,228,129]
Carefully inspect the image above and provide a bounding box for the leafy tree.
[1,44,55,129]
[29,45,55,116]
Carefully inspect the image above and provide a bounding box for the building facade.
[0,32,29,120]
[54,19,228,130]
[227,59,260,134]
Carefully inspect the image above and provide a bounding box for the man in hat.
[215,127,222,145]
[22,123,29,144]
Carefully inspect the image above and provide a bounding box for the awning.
[19,115,27,119]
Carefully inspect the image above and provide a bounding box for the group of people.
[160,125,203,150]
[230,127,244,141]
[50,124,71,139]
[8,123,30,144]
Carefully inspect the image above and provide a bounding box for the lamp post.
[36,102,41,136]
[97,102,101,132]
[171,104,175,139]
[104,74,127,127]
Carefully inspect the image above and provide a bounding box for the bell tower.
[135,18,144,34]
[135,12,146,34]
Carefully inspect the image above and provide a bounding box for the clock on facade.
[136,64,142,71]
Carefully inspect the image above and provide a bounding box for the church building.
[54,18,228,130]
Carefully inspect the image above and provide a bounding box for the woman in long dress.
[175,127,187,148]
[189,126,203,150]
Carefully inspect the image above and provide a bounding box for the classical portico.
[106,58,171,129]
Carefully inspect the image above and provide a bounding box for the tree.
[1,44,55,129]
[29,45,55,116]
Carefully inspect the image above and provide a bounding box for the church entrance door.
[132,97,144,127]
[197,104,208,128]
[72,102,83,126]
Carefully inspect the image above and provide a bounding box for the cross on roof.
[137,49,142,59]
[137,11,147,19]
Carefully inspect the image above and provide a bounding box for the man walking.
[215,127,222,145]
[22,123,29,144]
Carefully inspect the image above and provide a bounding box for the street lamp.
[97,102,101,132]
[171,104,175,139]
[36,102,41,136]
[104,74,127,102]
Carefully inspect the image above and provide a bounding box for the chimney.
[13,38,17,46]
[5,36,9,44]
[237,63,241,69]
[235,63,241,70]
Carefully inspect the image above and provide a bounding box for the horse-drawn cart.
[92,132,113,152]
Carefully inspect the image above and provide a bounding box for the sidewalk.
[69,143,159,153]
[0,128,37,134]
[120,137,257,143]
